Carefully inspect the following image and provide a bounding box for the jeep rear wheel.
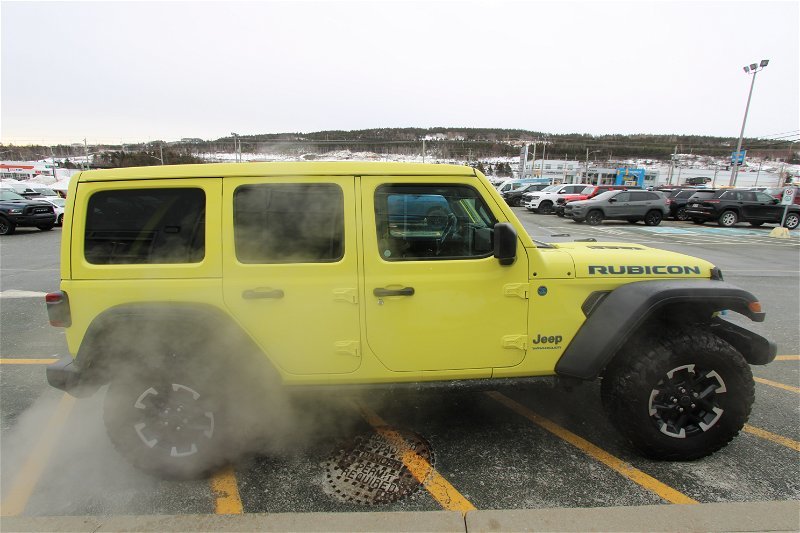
[718,210,738,227]
[601,328,753,460]
[675,207,689,221]
[585,210,604,225]
[783,213,799,230]
[104,371,227,479]
[0,217,15,235]
[644,210,663,226]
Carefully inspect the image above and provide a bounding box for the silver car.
[564,190,669,226]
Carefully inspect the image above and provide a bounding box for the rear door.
[361,176,529,373]
[221,177,361,375]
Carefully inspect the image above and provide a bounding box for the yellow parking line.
[356,401,476,514]
[775,355,800,361]
[209,465,243,514]
[0,359,58,365]
[743,425,800,452]
[486,391,698,505]
[753,377,800,394]
[0,393,76,517]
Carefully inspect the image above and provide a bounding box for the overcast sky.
[1,0,798,145]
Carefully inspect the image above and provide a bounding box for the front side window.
[234,183,343,264]
[614,192,631,202]
[85,188,205,264]
[375,184,497,261]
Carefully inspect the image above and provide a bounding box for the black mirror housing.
[494,223,517,266]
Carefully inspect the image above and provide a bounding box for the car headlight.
[8,208,23,214]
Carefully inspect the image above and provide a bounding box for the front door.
[222,177,361,375]
[361,177,530,373]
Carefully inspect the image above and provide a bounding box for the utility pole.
[712,164,719,188]
[530,142,537,178]
[754,160,762,186]
[84,138,88,170]
[160,143,165,165]
[730,60,769,186]
[541,141,548,183]
[667,145,677,184]
[422,138,426,163]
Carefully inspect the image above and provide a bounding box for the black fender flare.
[554,280,774,380]
[62,302,273,394]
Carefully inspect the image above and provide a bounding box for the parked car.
[664,189,702,221]
[554,185,639,217]
[521,184,559,207]
[764,186,800,206]
[42,196,66,225]
[0,189,57,235]
[526,183,592,214]
[564,190,669,226]
[501,183,547,206]
[684,189,800,229]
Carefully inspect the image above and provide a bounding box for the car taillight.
[705,200,720,204]
[666,199,673,204]
[46,291,71,327]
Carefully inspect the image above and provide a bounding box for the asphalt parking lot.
[1,218,798,530]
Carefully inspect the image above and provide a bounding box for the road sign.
[781,187,796,206]
[730,150,747,166]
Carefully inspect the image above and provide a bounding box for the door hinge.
[333,288,358,304]
[502,335,528,351]
[334,341,360,357]
[503,283,530,299]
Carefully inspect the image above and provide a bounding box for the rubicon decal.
[588,265,703,275]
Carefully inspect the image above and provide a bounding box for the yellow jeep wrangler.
[45,162,776,478]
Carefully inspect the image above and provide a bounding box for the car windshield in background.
[580,186,594,194]
[49,198,66,207]
[540,185,560,192]
[0,190,26,201]
[676,190,698,199]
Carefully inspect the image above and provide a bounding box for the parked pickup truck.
[0,189,57,235]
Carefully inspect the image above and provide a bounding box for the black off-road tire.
[585,210,604,226]
[675,207,689,221]
[538,201,554,215]
[0,217,16,235]
[104,369,228,479]
[644,210,663,226]
[57,214,64,226]
[512,197,521,207]
[783,212,799,230]
[601,327,754,461]
[718,210,738,227]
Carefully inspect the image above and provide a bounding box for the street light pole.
[730,59,769,186]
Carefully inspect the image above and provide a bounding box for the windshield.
[0,190,26,201]
[541,185,560,192]
[49,198,66,207]
[590,190,617,201]
[580,186,594,194]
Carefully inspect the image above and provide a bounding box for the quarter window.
[234,183,344,263]
[375,185,497,261]
[85,188,206,264]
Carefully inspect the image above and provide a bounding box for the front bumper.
[10,213,57,227]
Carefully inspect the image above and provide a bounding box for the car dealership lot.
[1,224,798,522]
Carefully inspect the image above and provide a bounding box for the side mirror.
[494,223,517,266]
[773,198,780,204]
[608,197,617,203]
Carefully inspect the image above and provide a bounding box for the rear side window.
[630,191,661,201]
[234,183,344,263]
[689,191,718,201]
[85,188,205,264]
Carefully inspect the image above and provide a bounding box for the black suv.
[502,183,547,207]
[664,188,702,220]
[0,189,57,235]
[685,189,800,229]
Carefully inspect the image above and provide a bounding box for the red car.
[764,186,800,206]
[555,185,639,217]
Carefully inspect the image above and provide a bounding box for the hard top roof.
[78,162,477,182]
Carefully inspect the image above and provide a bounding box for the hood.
[551,241,715,279]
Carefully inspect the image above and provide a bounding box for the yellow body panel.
[59,162,714,386]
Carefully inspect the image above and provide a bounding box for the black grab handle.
[373,287,415,297]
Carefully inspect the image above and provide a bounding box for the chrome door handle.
[373,287,415,297]
[242,288,284,299]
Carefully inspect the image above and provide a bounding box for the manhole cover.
[322,429,434,505]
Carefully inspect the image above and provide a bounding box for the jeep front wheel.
[585,210,604,225]
[601,328,753,460]
[104,372,227,479]
[538,201,554,215]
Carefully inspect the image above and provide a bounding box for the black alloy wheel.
[0,217,14,235]
[675,207,689,221]
[585,210,604,226]
[644,211,663,226]
[539,201,554,215]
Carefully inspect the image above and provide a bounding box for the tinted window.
[689,191,719,200]
[630,191,660,201]
[234,183,343,264]
[375,184,497,261]
[755,192,775,203]
[613,192,631,202]
[85,188,205,264]
[676,190,697,199]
